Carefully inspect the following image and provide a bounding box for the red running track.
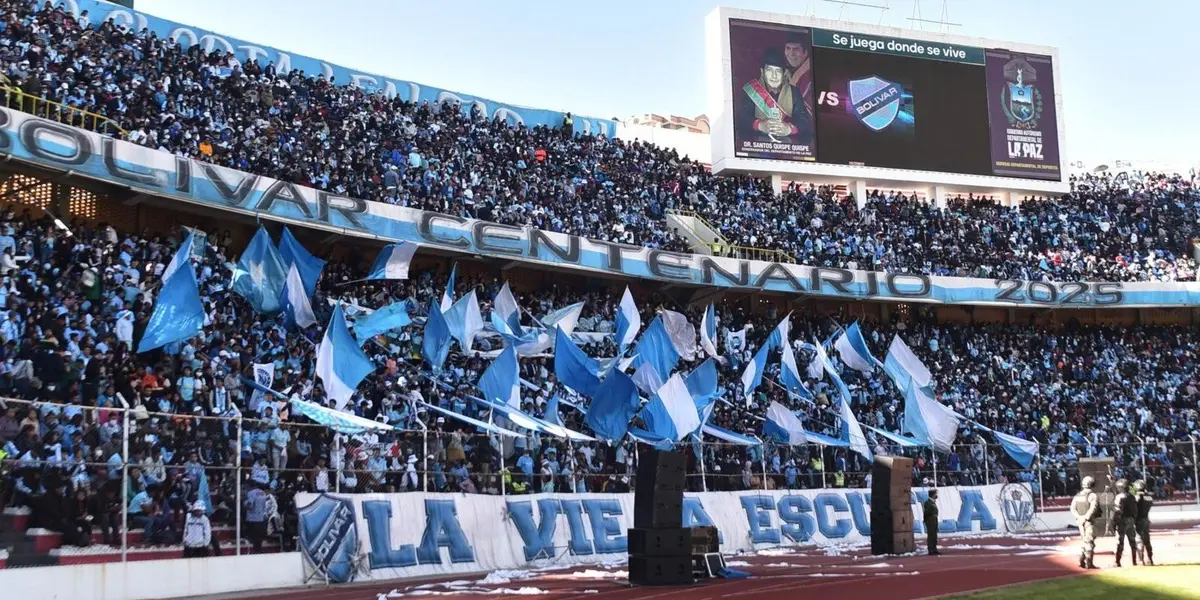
[211,528,1200,600]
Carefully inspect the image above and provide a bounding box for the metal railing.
[665,208,730,247]
[0,85,126,137]
[695,241,796,264]
[1,394,1196,566]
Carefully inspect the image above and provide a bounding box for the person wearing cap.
[182,500,212,558]
[924,489,940,556]
[1070,476,1100,569]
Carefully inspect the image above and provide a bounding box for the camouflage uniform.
[924,491,940,556]
[1069,476,1099,569]
[1112,479,1138,566]
[1133,480,1154,566]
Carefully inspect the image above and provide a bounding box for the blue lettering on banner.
[5,108,1198,308]
[845,492,873,536]
[813,493,854,539]
[363,500,418,569]
[561,499,595,556]
[740,495,782,544]
[955,490,998,532]
[682,497,724,545]
[776,495,817,543]
[584,499,627,554]
[46,0,614,136]
[417,500,476,565]
[507,499,561,562]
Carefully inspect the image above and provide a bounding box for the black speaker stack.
[870,456,916,556]
[628,449,695,586]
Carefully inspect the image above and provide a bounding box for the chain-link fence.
[1,395,1197,566]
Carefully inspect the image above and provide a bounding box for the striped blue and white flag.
[833,322,877,373]
[639,374,702,442]
[764,401,807,445]
[614,287,641,353]
[280,263,317,328]
[366,242,420,281]
[699,303,720,362]
[316,305,376,409]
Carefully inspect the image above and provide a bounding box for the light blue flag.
[585,369,641,442]
[440,263,457,313]
[421,299,453,372]
[994,431,1039,469]
[353,301,412,345]
[290,397,393,435]
[366,242,419,281]
[493,282,524,337]
[232,227,288,314]
[631,316,679,381]
[279,263,317,329]
[554,327,601,397]
[544,393,563,426]
[478,345,520,408]
[699,303,720,360]
[814,338,872,460]
[638,374,702,442]
[138,232,205,353]
[740,315,788,400]
[764,401,807,445]
[443,290,484,351]
[614,287,641,355]
[195,470,213,516]
[902,379,960,454]
[833,322,877,373]
[685,359,719,409]
[315,305,377,409]
[277,226,324,297]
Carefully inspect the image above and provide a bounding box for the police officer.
[1133,479,1154,566]
[1069,476,1099,569]
[1112,478,1139,566]
[924,489,940,556]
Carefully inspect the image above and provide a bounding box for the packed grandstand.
[0,0,1196,571]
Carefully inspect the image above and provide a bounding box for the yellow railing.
[1,85,126,137]
[694,241,795,264]
[666,208,729,246]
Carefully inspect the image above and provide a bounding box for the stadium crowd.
[0,207,1196,552]
[1,0,1197,284]
[0,0,1196,557]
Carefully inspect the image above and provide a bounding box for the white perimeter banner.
[295,483,1035,583]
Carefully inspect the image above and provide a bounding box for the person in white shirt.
[182,501,212,558]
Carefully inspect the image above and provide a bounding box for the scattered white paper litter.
[564,570,628,579]
[725,560,753,567]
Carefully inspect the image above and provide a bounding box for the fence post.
[981,439,990,486]
[819,445,827,489]
[760,448,768,491]
[235,414,243,557]
[499,434,507,498]
[1037,455,1045,512]
[334,435,342,493]
[1192,435,1199,507]
[699,441,708,492]
[117,394,130,563]
[422,427,429,493]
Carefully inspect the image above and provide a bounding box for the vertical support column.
[771,174,783,197]
[852,180,868,209]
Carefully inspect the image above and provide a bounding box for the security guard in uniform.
[1069,476,1099,569]
[924,489,940,556]
[1133,479,1154,566]
[1112,478,1139,566]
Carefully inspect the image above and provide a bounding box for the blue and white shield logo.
[1001,483,1036,530]
[298,494,359,583]
[1007,83,1035,122]
[848,76,903,132]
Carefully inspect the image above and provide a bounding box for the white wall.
[0,552,304,600]
[615,121,711,165]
